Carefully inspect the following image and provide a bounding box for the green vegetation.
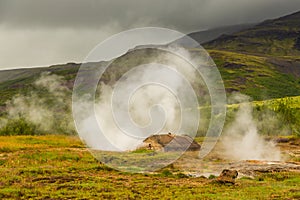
[201,11,300,101]
[0,117,37,136]
[204,11,300,56]
[207,50,300,100]
[265,97,300,136]
[1,94,299,137]
[0,135,299,199]
[0,10,300,199]
[254,96,300,136]
[92,150,181,173]
[0,65,78,107]
[223,96,300,137]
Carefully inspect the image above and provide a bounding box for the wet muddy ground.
[175,137,300,178]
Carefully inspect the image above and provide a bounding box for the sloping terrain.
[204,11,300,56]
[208,50,300,100]
[173,23,255,46]
[0,63,80,108]
[203,10,300,99]
[188,23,256,44]
[0,11,300,109]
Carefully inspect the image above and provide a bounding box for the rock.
[215,169,238,185]
[275,137,291,143]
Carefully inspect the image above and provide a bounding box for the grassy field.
[225,95,300,111]
[0,135,299,199]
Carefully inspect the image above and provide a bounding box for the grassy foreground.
[0,135,299,199]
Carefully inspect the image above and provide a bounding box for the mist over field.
[0,72,75,135]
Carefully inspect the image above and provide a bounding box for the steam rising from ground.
[96,69,187,150]
[0,72,75,134]
[222,93,281,161]
[76,49,204,151]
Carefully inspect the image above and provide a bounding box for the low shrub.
[0,117,39,136]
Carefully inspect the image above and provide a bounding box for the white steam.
[1,72,74,134]
[74,47,205,151]
[93,65,184,151]
[222,93,281,161]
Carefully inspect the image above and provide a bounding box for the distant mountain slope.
[188,23,256,44]
[204,10,300,56]
[0,63,80,108]
[200,10,300,99]
[172,23,255,46]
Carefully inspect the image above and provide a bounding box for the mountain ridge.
[204,10,300,56]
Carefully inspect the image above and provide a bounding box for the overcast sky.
[1,0,300,69]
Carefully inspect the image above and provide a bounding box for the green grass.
[1,45,300,109]
[204,14,300,57]
[207,50,300,100]
[201,12,300,100]
[0,135,299,199]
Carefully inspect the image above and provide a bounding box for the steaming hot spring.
[168,135,300,178]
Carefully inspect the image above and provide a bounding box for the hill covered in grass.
[0,63,80,109]
[201,10,300,99]
[208,50,300,100]
[0,11,300,109]
[1,46,300,137]
[204,10,300,56]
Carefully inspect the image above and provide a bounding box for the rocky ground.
[174,137,300,179]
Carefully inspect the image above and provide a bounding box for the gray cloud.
[1,0,300,30]
[0,0,300,68]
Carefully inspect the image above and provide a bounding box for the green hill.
[1,11,300,136]
[1,10,300,109]
[0,63,80,109]
[202,10,300,100]
[204,11,300,56]
[208,50,300,100]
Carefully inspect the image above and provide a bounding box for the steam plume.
[222,93,281,161]
[0,72,75,134]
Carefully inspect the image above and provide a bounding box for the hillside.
[173,23,255,46]
[0,11,300,111]
[208,50,300,99]
[204,11,300,56]
[0,63,80,109]
[202,10,300,99]
[188,23,256,44]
